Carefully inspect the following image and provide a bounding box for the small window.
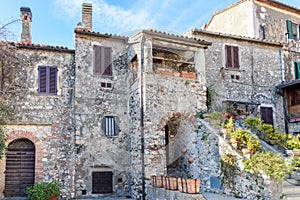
[101,82,112,88]
[286,20,299,40]
[290,90,300,106]
[225,45,239,69]
[93,45,113,76]
[102,116,119,136]
[38,66,57,94]
[294,62,300,79]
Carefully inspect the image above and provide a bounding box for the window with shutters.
[294,62,300,79]
[225,45,239,69]
[93,45,113,76]
[38,66,57,94]
[102,116,119,136]
[286,20,299,40]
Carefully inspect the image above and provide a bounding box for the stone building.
[204,0,300,133]
[186,29,285,130]
[0,3,211,199]
[0,7,75,198]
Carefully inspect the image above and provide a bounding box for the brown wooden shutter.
[226,45,232,68]
[260,107,273,125]
[233,46,239,69]
[38,66,47,93]
[93,45,112,76]
[93,45,102,75]
[103,47,112,76]
[49,67,57,94]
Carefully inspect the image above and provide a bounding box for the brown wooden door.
[260,107,273,125]
[5,138,35,197]
[92,171,113,194]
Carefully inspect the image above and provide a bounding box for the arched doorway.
[4,138,35,197]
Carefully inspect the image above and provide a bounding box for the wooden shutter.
[93,45,102,75]
[38,66,47,93]
[287,20,294,39]
[295,62,300,79]
[93,45,112,76]
[233,46,239,69]
[260,107,273,125]
[49,67,57,94]
[103,47,112,76]
[225,45,232,68]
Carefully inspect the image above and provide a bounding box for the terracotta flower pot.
[163,176,169,189]
[155,175,163,188]
[181,148,187,153]
[178,177,183,192]
[184,179,200,194]
[168,177,178,190]
[49,195,58,200]
[188,157,195,163]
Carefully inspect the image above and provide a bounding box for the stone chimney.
[82,3,92,31]
[20,7,32,44]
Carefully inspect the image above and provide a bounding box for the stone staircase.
[283,170,300,200]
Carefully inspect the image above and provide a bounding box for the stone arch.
[157,111,197,131]
[6,130,45,182]
[4,138,35,197]
[156,111,198,177]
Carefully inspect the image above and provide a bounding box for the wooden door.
[92,171,113,194]
[260,107,273,125]
[4,138,35,197]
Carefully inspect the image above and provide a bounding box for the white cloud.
[53,0,157,34]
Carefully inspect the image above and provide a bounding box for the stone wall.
[74,32,131,198]
[188,31,285,130]
[0,45,75,198]
[197,119,282,200]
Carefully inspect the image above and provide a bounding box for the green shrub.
[243,116,263,129]
[230,128,250,142]
[25,179,61,200]
[284,135,300,150]
[243,152,291,181]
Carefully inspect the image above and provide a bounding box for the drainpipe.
[140,34,146,200]
[279,50,289,134]
[70,56,76,199]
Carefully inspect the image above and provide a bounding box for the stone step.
[285,194,300,200]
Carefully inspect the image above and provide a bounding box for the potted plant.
[25,179,61,200]
[284,135,300,156]
[224,109,237,119]
[244,116,263,130]
[221,117,234,139]
[181,178,200,194]
[230,128,250,148]
[242,134,261,156]
[180,64,197,79]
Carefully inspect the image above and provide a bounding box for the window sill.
[223,67,244,72]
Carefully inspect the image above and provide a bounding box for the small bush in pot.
[25,179,61,200]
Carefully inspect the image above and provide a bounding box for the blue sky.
[1,0,300,49]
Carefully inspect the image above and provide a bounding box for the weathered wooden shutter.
[93,45,102,75]
[93,45,112,76]
[260,107,273,125]
[38,66,47,93]
[49,67,57,94]
[103,47,112,76]
[225,45,232,68]
[295,62,300,79]
[286,20,294,39]
[233,46,239,69]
